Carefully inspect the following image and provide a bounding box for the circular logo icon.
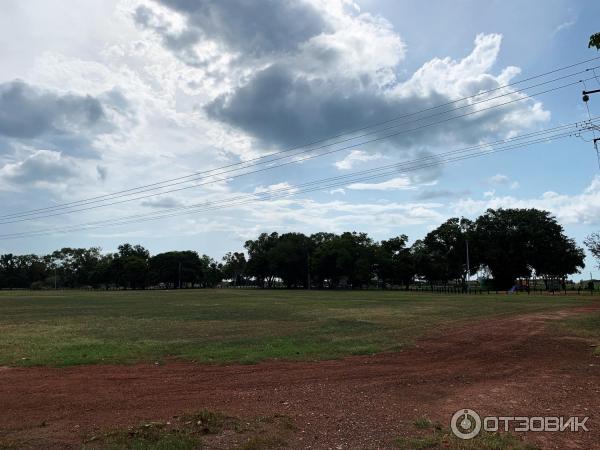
[451,408,481,440]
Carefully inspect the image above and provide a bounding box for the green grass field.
[0,289,593,367]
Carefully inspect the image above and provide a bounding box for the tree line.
[0,208,588,291]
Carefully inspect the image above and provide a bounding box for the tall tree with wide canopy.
[222,251,247,286]
[244,232,279,287]
[109,243,150,289]
[312,232,376,288]
[200,255,223,288]
[0,254,28,288]
[149,251,204,288]
[377,235,413,288]
[50,247,103,288]
[473,208,584,288]
[413,218,475,284]
[268,232,313,288]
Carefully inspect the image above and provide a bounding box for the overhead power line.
[0,119,585,226]
[0,120,592,240]
[1,75,596,224]
[1,57,599,220]
[0,130,578,239]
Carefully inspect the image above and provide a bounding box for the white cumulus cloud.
[334,150,384,170]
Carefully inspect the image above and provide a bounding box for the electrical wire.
[1,57,599,220]
[0,76,594,224]
[0,122,590,240]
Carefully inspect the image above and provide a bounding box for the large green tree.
[221,251,247,286]
[200,255,223,288]
[473,208,584,289]
[413,218,475,284]
[245,232,279,287]
[50,247,103,288]
[0,254,29,288]
[109,244,150,289]
[149,251,204,288]
[268,232,313,288]
[312,232,376,288]
[377,235,413,288]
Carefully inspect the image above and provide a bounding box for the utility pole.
[54,266,57,290]
[465,238,470,293]
[583,89,600,102]
[178,261,182,289]
[582,89,600,168]
[306,250,311,290]
[461,220,471,293]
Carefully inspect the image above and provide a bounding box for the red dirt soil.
[1,305,600,449]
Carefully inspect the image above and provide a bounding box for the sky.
[1,0,600,279]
